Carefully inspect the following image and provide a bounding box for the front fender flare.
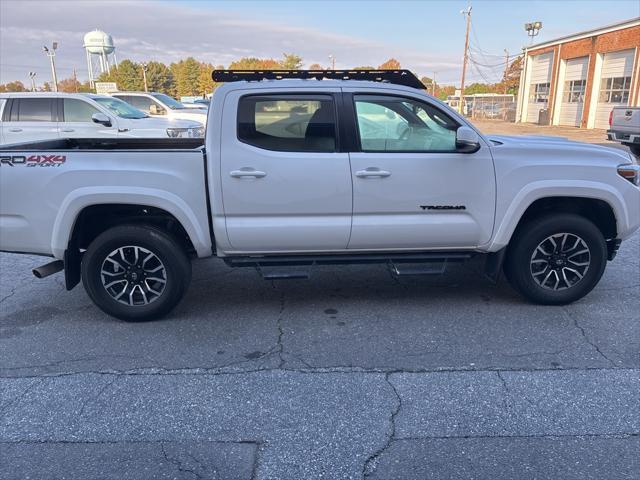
[487,180,628,251]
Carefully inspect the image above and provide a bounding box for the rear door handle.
[355,168,391,178]
[230,168,267,179]
[8,128,22,132]
[60,128,75,132]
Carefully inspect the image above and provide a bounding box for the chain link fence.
[447,94,517,122]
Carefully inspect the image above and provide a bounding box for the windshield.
[152,93,186,110]
[93,97,147,119]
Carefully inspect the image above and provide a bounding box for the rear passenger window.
[18,98,54,122]
[238,96,336,152]
[63,99,100,122]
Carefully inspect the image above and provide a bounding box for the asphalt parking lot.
[1,223,638,479]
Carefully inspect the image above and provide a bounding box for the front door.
[220,90,352,252]
[346,92,496,250]
[60,98,116,138]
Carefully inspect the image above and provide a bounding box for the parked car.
[1,71,638,321]
[109,92,207,124]
[0,93,204,144]
[607,106,640,157]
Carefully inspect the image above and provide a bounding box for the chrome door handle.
[230,169,267,178]
[60,128,75,132]
[8,128,22,132]
[355,168,391,178]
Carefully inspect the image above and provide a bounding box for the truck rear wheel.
[504,214,607,305]
[81,225,191,321]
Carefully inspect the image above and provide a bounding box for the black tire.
[628,144,640,157]
[504,214,607,305]
[81,225,191,321]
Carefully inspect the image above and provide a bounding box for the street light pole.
[141,63,149,92]
[28,72,37,92]
[328,54,335,70]
[42,42,59,92]
[525,21,543,44]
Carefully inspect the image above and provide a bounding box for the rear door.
[1,98,59,144]
[344,91,496,250]
[220,89,352,252]
[60,98,117,138]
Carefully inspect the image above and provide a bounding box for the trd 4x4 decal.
[0,154,66,167]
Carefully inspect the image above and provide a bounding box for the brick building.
[516,18,640,129]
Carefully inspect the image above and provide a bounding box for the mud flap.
[484,248,506,284]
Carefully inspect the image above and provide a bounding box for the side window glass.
[63,99,100,122]
[238,96,336,152]
[354,96,458,152]
[18,98,54,122]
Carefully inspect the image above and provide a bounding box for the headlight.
[191,126,205,138]
[166,128,188,138]
[617,164,640,186]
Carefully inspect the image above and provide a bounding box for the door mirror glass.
[455,126,481,153]
[91,112,112,127]
[149,103,165,115]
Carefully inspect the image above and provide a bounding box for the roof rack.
[212,69,425,90]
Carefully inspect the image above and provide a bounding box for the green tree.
[145,61,174,94]
[378,58,401,70]
[0,80,27,92]
[172,57,201,97]
[97,59,144,91]
[464,82,494,95]
[198,62,218,96]
[281,53,303,69]
[228,57,281,70]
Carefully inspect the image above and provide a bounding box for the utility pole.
[72,68,78,92]
[328,54,335,70]
[432,71,437,96]
[28,72,37,92]
[141,63,149,92]
[458,6,472,114]
[503,49,510,94]
[42,42,59,92]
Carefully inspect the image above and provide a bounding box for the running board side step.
[224,251,474,268]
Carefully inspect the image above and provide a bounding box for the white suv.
[0,93,204,145]
[109,92,208,125]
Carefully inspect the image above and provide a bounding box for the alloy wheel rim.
[530,233,590,291]
[100,246,167,306]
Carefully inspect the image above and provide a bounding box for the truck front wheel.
[81,225,191,321]
[504,214,607,305]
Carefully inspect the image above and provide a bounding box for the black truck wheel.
[81,225,191,321]
[504,214,607,305]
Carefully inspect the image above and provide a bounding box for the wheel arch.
[488,182,627,252]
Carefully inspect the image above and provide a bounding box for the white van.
[0,93,204,145]
[109,92,208,124]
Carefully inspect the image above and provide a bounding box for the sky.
[1,0,638,87]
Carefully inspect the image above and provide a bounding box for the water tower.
[84,29,117,87]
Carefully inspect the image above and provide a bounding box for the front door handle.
[60,128,75,132]
[230,168,267,179]
[355,167,391,178]
[8,128,22,132]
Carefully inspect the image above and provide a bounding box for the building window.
[530,83,550,103]
[562,79,586,103]
[598,77,631,103]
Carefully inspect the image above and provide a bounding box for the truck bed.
[0,137,205,151]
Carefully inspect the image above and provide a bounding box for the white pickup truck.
[1,70,639,321]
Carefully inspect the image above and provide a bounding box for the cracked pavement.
[1,231,638,479]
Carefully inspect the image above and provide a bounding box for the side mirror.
[456,126,481,153]
[91,112,112,127]
[149,104,165,115]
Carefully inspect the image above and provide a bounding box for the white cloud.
[0,0,463,86]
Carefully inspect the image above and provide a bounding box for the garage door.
[527,52,553,123]
[595,49,635,129]
[559,56,589,127]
